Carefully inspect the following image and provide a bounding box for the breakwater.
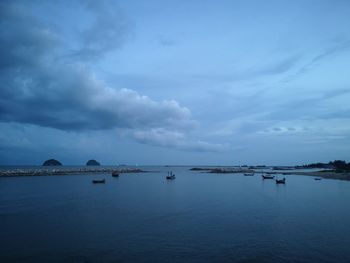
[190,167,255,173]
[0,167,146,177]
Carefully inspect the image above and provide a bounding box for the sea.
[1,166,350,262]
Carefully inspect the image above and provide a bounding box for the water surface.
[1,166,350,262]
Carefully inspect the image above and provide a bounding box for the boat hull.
[92,179,105,184]
[262,175,274,179]
[276,178,286,184]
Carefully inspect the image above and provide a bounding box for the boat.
[92,179,105,184]
[166,171,176,180]
[314,178,322,181]
[262,174,275,179]
[276,178,286,184]
[244,173,254,176]
[112,171,119,177]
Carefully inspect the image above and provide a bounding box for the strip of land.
[282,171,350,181]
[190,167,350,181]
[190,167,255,174]
[0,167,146,177]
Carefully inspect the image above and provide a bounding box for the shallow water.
[1,166,350,262]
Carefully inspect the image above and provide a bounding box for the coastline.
[190,167,350,181]
[284,171,350,181]
[0,167,146,177]
[1,166,349,181]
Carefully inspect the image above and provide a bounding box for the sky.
[0,0,350,166]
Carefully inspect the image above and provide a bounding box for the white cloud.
[132,128,228,152]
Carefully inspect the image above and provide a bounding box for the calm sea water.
[1,166,350,262]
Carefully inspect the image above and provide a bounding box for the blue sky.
[0,0,350,165]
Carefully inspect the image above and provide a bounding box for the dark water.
[1,166,350,262]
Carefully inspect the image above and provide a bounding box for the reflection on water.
[1,166,350,262]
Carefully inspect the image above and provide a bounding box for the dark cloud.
[0,1,191,131]
[73,0,131,60]
[0,2,59,69]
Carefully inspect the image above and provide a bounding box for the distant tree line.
[329,160,350,171]
[296,160,350,171]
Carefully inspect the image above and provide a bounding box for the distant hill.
[43,159,62,166]
[296,160,350,171]
[86,159,100,166]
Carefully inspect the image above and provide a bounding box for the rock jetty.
[190,167,254,174]
[0,167,146,177]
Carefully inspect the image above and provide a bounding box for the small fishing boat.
[314,178,322,181]
[112,171,119,177]
[244,173,254,176]
[92,179,105,184]
[166,171,176,180]
[262,174,275,179]
[276,178,286,184]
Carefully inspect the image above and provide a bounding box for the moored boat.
[92,179,105,184]
[262,174,275,179]
[244,173,254,176]
[314,178,322,181]
[276,178,286,184]
[112,171,119,177]
[166,171,176,180]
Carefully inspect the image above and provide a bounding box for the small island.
[43,159,62,166]
[86,159,100,166]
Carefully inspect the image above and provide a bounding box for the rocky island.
[86,159,100,166]
[43,159,62,166]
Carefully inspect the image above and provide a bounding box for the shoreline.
[0,167,147,177]
[190,167,350,181]
[1,167,349,181]
[283,171,350,181]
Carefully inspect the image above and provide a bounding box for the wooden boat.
[276,178,286,184]
[166,171,175,180]
[244,173,254,176]
[112,171,119,177]
[92,179,105,184]
[262,174,275,179]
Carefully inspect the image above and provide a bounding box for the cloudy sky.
[1,0,350,166]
